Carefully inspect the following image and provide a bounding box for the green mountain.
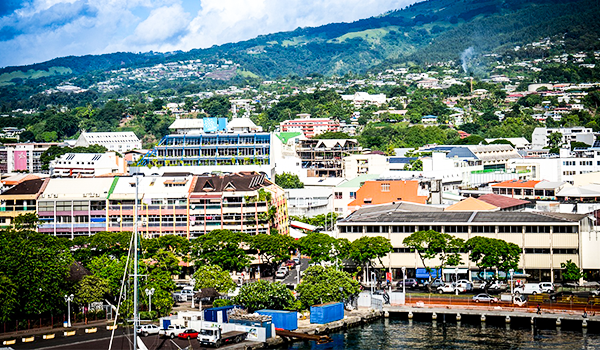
[1,0,599,84]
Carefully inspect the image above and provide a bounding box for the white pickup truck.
[159,324,186,338]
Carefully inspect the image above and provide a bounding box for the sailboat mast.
[133,175,139,350]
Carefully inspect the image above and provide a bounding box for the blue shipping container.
[310,302,343,324]
[203,305,240,323]
[256,309,297,331]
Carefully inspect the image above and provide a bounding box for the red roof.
[491,180,541,189]
[477,193,530,209]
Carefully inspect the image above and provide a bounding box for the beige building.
[337,204,597,283]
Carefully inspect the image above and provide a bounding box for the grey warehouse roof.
[340,209,587,224]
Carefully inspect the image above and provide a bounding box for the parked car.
[437,283,458,294]
[514,283,542,295]
[284,260,297,267]
[424,278,444,290]
[137,324,160,337]
[275,269,287,279]
[539,282,554,293]
[178,329,200,340]
[397,278,418,289]
[173,287,195,302]
[159,324,186,338]
[456,279,473,292]
[473,293,498,303]
[591,288,600,296]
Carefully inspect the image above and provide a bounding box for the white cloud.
[132,4,190,44]
[0,0,419,67]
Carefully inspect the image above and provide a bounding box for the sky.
[0,0,421,69]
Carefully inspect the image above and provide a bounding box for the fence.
[1,308,112,334]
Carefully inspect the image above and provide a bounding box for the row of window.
[340,225,579,234]
[392,248,578,254]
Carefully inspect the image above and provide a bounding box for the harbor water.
[277,317,600,349]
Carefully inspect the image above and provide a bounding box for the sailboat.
[107,175,149,350]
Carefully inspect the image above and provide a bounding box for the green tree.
[233,280,295,312]
[560,259,585,282]
[192,265,236,293]
[87,255,128,303]
[403,159,423,171]
[296,266,360,309]
[190,230,250,271]
[275,173,304,189]
[0,274,18,323]
[548,132,563,149]
[12,213,40,230]
[348,236,393,272]
[249,233,297,274]
[465,236,521,281]
[76,275,110,309]
[402,230,464,291]
[297,232,343,265]
[0,229,74,318]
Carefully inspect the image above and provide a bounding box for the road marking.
[30,334,127,350]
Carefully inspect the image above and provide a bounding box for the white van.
[514,283,542,295]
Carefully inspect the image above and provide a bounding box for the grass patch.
[0,66,72,83]
[237,69,259,79]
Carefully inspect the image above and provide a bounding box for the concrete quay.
[244,309,384,349]
[383,305,599,331]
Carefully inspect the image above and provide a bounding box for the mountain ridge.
[1,0,598,82]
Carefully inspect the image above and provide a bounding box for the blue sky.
[0,0,420,68]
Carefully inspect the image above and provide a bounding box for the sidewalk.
[0,319,111,341]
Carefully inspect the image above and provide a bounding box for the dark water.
[277,318,600,350]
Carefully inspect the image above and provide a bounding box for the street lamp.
[64,294,74,327]
[455,267,459,295]
[401,267,406,296]
[145,288,155,313]
[189,278,196,309]
[296,264,301,285]
[509,269,515,300]
[371,272,376,296]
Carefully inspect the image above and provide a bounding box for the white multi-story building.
[341,92,388,108]
[74,132,142,153]
[49,152,127,178]
[531,127,595,149]
[0,142,58,173]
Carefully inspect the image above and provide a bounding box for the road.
[277,258,309,285]
[8,328,255,350]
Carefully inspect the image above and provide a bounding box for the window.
[334,192,343,200]
[339,226,362,233]
[525,226,551,233]
[553,226,578,233]
[349,192,356,199]
[498,226,522,233]
[445,226,468,233]
[472,226,494,233]
[553,248,577,254]
[524,248,550,254]
[366,226,383,233]
[393,248,413,253]
[392,226,415,233]
[381,183,390,192]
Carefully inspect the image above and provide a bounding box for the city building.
[0,178,48,228]
[279,115,340,138]
[0,142,58,173]
[347,177,442,213]
[531,127,595,149]
[133,132,274,177]
[49,152,127,177]
[341,92,388,108]
[37,178,116,238]
[107,175,193,237]
[74,132,142,153]
[337,206,597,283]
[188,172,288,237]
[332,174,380,217]
[298,139,361,177]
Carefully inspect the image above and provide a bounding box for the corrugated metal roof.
[341,210,584,224]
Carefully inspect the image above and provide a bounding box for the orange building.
[348,180,428,212]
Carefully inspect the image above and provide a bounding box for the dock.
[383,305,599,330]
